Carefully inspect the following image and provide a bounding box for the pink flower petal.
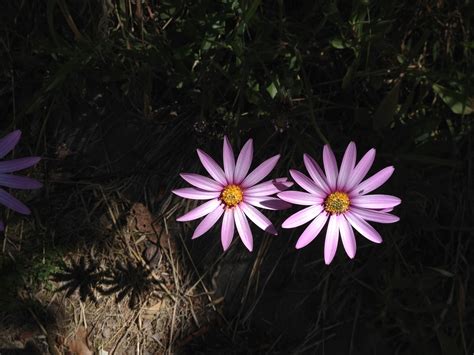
[282,205,324,229]
[221,210,235,251]
[172,188,221,200]
[244,178,293,196]
[337,142,356,190]
[351,194,401,209]
[0,130,21,159]
[234,139,253,184]
[303,154,331,193]
[197,149,227,185]
[295,212,328,249]
[241,154,280,188]
[289,169,326,198]
[324,215,340,264]
[0,174,42,189]
[0,188,31,215]
[350,206,399,223]
[240,202,277,235]
[0,157,41,173]
[233,206,253,251]
[345,211,382,243]
[345,148,376,191]
[192,206,224,239]
[223,136,236,184]
[350,166,394,196]
[176,198,221,222]
[277,191,323,206]
[180,173,223,192]
[244,196,291,210]
[339,215,356,259]
[323,145,338,191]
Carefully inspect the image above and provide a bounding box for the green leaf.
[432,84,473,115]
[373,82,400,129]
[266,82,278,99]
[329,38,346,49]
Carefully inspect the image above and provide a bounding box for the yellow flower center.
[220,184,243,208]
[324,191,350,214]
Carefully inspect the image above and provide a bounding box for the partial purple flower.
[0,130,42,231]
[278,142,401,264]
[173,137,292,251]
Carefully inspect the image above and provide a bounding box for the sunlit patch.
[324,191,350,214]
[220,184,243,208]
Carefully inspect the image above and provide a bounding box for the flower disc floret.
[324,191,350,214]
[221,184,243,208]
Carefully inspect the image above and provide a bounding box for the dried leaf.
[66,326,92,355]
[159,232,176,253]
[143,300,163,319]
[129,202,155,233]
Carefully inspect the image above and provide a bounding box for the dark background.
[0,0,473,354]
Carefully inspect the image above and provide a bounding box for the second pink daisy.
[278,142,401,264]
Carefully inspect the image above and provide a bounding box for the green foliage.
[0,251,61,310]
[432,83,473,115]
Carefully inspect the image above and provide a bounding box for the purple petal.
[323,145,338,191]
[295,212,328,249]
[240,202,277,235]
[339,215,356,258]
[221,210,235,251]
[223,136,235,184]
[350,206,399,223]
[0,174,42,189]
[345,148,376,191]
[172,187,221,200]
[241,154,280,188]
[324,215,340,264]
[0,157,41,173]
[0,130,21,159]
[244,178,293,196]
[233,206,254,251]
[350,166,394,196]
[176,198,221,222]
[0,188,31,215]
[337,142,356,190]
[289,169,326,198]
[0,220,4,231]
[244,196,292,210]
[282,205,324,229]
[192,205,224,239]
[180,173,223,192]
[303,154,331,194]
[277,191,323,206]
[351,194,401,209]
[345,211,382,243]
[234,139,253,184]
[197,149,227,185]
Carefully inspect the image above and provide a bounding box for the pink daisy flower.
[174,137,292,251]
[278,142,401,264]
[0,130,42,231]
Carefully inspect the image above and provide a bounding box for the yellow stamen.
[324,191,350,214]
[220,184,243,208]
